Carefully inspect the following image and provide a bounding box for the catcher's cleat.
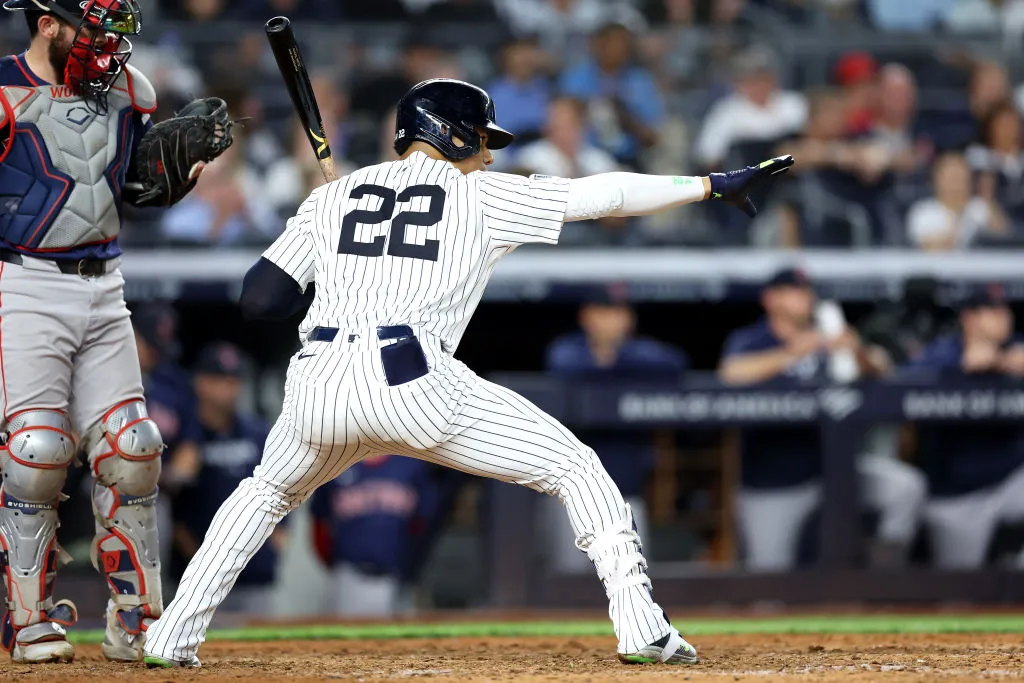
[618,629,698,665]
[143,653,202,668]
[4,600,78,664]
[101,602,147,662]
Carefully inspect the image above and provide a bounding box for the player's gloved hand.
[708,154,794,218]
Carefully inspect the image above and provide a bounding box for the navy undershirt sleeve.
[239,257,313,321]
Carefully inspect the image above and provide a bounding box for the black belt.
[0,249,111,277]
[307,325,415,343]
[306,325,426,386]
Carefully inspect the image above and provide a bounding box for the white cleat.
[143,653,202,668]
[9,623,75,664]
[618,629,699,665]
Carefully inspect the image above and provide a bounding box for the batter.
[144,78,793,668]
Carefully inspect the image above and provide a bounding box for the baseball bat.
[265,15,338,182]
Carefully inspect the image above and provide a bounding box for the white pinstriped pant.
[146,332,671,661]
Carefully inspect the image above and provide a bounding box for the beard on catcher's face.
[47,28,73,85]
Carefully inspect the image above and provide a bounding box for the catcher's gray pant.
[0,256,162,633]
[147,332,673,661]
[924,462,1024,569]
[737,454,927,571]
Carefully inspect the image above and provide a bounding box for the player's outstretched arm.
[564,155,794,222]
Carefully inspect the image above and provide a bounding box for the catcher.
[0,0,233,664]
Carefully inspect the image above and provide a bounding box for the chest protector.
[0,64,155,250]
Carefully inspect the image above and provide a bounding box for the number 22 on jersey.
[338,184,447,262]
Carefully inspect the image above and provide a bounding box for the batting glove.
[708,154,795,218]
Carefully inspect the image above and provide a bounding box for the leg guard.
[84,400,163,656]
[0,409,78,660]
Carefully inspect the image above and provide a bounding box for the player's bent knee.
[85,399,164,496]
[245,475,304,516]
[0,409,75,503]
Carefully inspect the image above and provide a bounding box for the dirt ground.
[4,634,1022,682]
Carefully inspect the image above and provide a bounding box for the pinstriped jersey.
[263,151,570,351]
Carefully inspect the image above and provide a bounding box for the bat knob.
[266,15,291,32]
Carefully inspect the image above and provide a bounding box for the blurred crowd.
[4,0,1024,248]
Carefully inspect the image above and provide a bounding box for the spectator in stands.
[160,137,280,246]
[498,0,636,62]
[967,100,1024,224]
[229,0,342,21]
[720,268,925,571]
[310,455,438,615]
[422,0,503,22]
[219,86,306,223]
[487,37,551,148]
[638,0,706,91]
[515,96,620,177]
[349,39,446,122]
[907,152,1009,250]
[131,302,200,587]
[776,91,900,246]
[168,0,228,21]
[543,284,688,573]
[833,51,879,137]
[172,342,285,612]
[559,20,664,169]
[866,0,952,30]
[692,45,807,170]
[341,0,410,20]
[872,65,929,170]
[909,285,1024,569]
[970,61,1012,127]
[941,0,1020,33]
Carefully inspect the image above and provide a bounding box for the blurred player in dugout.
[908,284,1024,568]
[310,455,442,616]
[131,303,198,586]
[543,284,688,572]
[719,268,927,570]
[170,342,287,614]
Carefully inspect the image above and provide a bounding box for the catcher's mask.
[3,0,141,114]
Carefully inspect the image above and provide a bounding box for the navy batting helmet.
[394,78,515,161]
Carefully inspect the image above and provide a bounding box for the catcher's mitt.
[125,97,236,208]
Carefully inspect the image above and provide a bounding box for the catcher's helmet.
[4,0,141,114]
[394,78,515,161]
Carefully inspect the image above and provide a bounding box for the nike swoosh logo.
[297,353,315,360]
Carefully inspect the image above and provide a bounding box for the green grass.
[65,614,1024,645]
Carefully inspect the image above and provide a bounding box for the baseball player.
[144,78,793,668]
[0,0,233,663]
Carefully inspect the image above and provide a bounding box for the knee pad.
[0,409,75,505]
[0,410,75,628]
[86,400,163,497]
